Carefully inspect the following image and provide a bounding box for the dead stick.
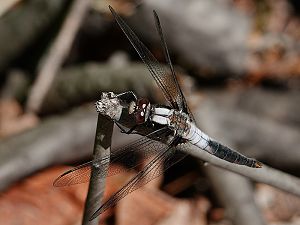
[82,114,114,224]
[0,0,20,16]
[205,166,266,225]
[26,0,91,113]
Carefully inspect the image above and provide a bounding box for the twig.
[187,144,300,197]
[40,63,153,114]
[0,0,20,16]
[0,0,67,72]
[130,0,250,74]
[0,106,97,191]
[82,114,114,224]
[205,166,266,225]
[26,0,91,113]
[195,89,300,170]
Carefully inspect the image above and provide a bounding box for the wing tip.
[53,177,63,187]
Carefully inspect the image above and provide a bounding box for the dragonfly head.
[134,98,151,124]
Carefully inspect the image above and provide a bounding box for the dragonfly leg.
[113,91,137,103]
[115,121,138,134]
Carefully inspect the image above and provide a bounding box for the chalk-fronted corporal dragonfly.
[54,6,262,220]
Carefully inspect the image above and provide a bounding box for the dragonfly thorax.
[169,110,191,136]
[151,107,191,137]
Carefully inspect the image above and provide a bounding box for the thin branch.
[0,0,67,71]
[205,166,266,225]
[0,106,97,191]
[26,0,91,113]
[82,114,114,224]
[188,144,300,197]
[0,0,20,16]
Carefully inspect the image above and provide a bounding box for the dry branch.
[205,166,266,225]
[39,63,154,114]
[189,144,300,197]
[0,106,97,191]
[82,115,113,224]
[129,0,250,75]
[196,88,300,170]
[26,0,92,113]
[0,0,68,72]
[0,0,20,16]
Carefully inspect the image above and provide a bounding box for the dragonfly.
[54,5,262,220]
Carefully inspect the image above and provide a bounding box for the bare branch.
[0,0,67,71]
[205,166,266,225]
[26,0,91,113]
[189,144,300,197]
[0,0,20,16]
[0,106,97,191]
[82,115,114,224]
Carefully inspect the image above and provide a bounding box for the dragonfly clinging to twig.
[54,6,262,220]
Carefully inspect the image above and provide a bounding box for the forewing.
[109,6,183,111]
[90,137,187,219]
[53,128,171,187]
[153,10,195,121]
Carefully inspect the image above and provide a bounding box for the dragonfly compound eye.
[135,98,151,124]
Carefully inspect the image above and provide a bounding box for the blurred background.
[0,0,300,224]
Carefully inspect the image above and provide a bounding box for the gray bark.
[0,0,68,72]
[129,0,250,75]
[205,166,266,225]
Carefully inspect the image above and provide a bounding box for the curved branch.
[189,145,300,196]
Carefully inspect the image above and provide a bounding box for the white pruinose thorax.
[151,107,192,137]
[151,106,211,149]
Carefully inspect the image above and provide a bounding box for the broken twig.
[82,114,113,224]
[26,0,91,113]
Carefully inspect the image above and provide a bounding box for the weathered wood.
[0,106,97,191]
[128,0,250,75]
[26,0,92,113]
[82,115,113,224]
[40,63,155,114]
[0,0,68,72]
[196,88,300,170]
[205,166,266,225]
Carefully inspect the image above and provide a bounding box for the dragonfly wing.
[90,137,187,219]
[109,6,186,113]
[152,10,195,121]
[53,160,98,187]
[53,127,172,187]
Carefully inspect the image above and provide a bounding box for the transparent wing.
[152,10,195,121]
[53,128,171,187]
[90,137,187,219]
[109,6,187,114]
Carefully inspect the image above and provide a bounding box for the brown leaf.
[256,184,300,222]
[0,165,136,225]
[0,99,39,138]
[116,187,210,225]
